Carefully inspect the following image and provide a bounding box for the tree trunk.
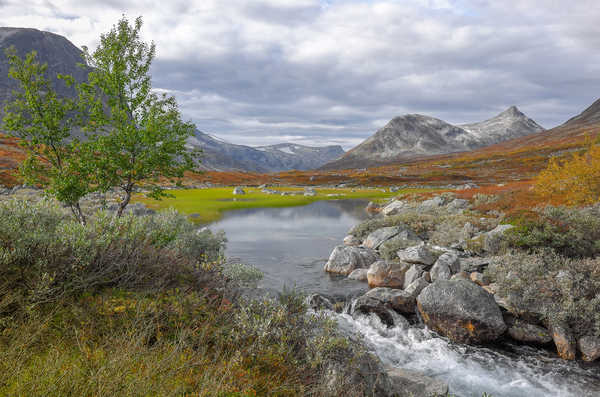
[69,202,87,225]
[116,187,132,218]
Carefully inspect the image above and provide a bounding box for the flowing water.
[208,199,600,396]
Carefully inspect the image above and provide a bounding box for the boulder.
[470,272,490,286]
[365,201,381,213]
[387,368,449,397]
[364,225,421,250]
[434,252,460,274]
[324,246,379,276]
[344,235,362,247]
[550,323,576,360]
[578,336,600,362]
[403,264,425,289]
[446,198,469,213]
[417,280,507,344]
[352,296,396,327]
[397,245,436,266]
[364,287,416,314]
[306,294,334,311]
[430,261,451,282]
[381,200,407,216]
[419,196,445,209]
[404,277,429,298]
[348,268,369,281]
[233,187,246,195]
[482,224,514,254]
[367,261,409,289]
[507,320,552,345]
[450,271,470,281]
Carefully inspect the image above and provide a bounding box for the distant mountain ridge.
[321,106,544,169]
[187,131,344,173]
[0,26,343,173]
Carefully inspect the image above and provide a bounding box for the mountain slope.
[187,131,344,173]
[322,106,544,170]
[0,27,88,111]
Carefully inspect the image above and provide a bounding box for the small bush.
[505,205,600,258]
[0,199,226,312]
[486,250,600,338]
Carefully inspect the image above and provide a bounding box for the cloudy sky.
[1,0,599,148]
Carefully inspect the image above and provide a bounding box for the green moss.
[135,187,435,222]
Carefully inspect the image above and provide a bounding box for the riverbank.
[134,186,436,222]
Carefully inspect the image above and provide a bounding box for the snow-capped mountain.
[321,106,544,169]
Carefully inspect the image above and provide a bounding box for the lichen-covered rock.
[381,200,407,216]
[386,368,449,397]
[434,252,460,274]
[417,280,507,344]
[507,320,552,345]
[404,277,429,298]
[344,235,362,246]
[550,323,577,360]
[430,261,451,282]
[364,225,421,250]
[324,245,379,275]
[364,287,416,314]
[348,268,369,281]
[367,261,409,288]
[397,245,436,266]
[306,293,334,311]
[578,336,600,362]
[403,264,425,289]
[482,224,514,253]
[470,272,490,286]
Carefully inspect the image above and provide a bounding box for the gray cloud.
[1,0,599,148]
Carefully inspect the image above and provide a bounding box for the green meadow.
[135,186,435,223]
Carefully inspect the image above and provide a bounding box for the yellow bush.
[535,143,600,205]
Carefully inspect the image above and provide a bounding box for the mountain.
[0,27,88,111]
[458,106,544,148]
[0,27,343,173]
[321,106,544,170]
[187,131,344,173]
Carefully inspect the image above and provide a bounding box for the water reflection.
[210,199,373,296]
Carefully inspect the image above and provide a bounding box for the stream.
[209,199,600,397]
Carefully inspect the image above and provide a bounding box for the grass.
[135,186,436,222]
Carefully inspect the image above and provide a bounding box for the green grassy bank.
[135,186,436,222]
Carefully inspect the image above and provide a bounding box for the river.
[209,199,600,397]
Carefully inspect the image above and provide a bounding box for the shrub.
[486,250,600,338]
[535,143,600,206]
[504,205,600,258]
[0,199,226,312]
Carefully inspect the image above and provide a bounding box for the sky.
[1,0,599,149]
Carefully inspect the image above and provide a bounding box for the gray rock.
[366,201,381,213]
[364,225,421,250]
[483,224,514,253]
[447,198,470,213]
[507,320,552,345]
[430,261,451,282]
[348,268,369,281]
[352,296,397,327]
[344,235,362,247]
[404,277,430,298]
[434,252,460,274]
[365,287,416,314]
[306,293,334,311]
[470,272,490,286]
[381,200,407,216]
[367,261,409,289]
[397,245,436,266]
[324,245,379,275]
[387,367,449,397]
[232,187,246,195]
[417,280,507,344]
[450,271,470,281]
[419,196,444,209]
[403,264,426,289]
[578,336,600,362]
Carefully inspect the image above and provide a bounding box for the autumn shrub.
[535,143,600,205]
[486,250,600,338]
[504,205,600,258]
